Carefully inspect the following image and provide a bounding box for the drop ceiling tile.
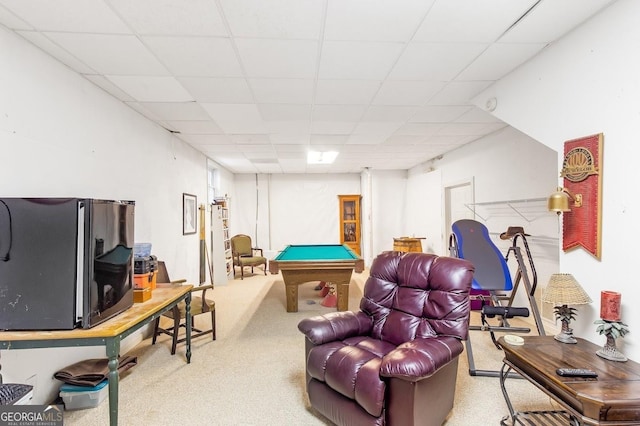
[312,105,366,122]
[319,41,405,80]
[236,39,318,79]
[314,80,381,105]
[372,80,444,106]
[254,163,284,173]
[0,0,607,174]
[0,0,130,33]
[274,145,308,153]
[44,33,169,75]
[310,121,357,134]
[269,133,310,145]
[410,105,472,123]
[423,134,471,145]
[108,0,228,36]
[196,144,240,153]
[307,145,344,155]
[239,144,276,156]
[389,42,488,80]
[278,159,308,173]
[231,134,271,144]
[310,135,349,145]
[457,42,547,81]
[426,81,493,105]
[0,5,32,29]
[143,36,243,77]
[201,103,267,134]
[265,121,311,135]
[164,120,223,134]
[394,122,442,136]
[413,0,536,42]
[106,76,193,102]
[500,0,615,43]
[384,135,427,145]
[258,104,311,122]
[249,79,314,104]
[179,134,232,145]
[455,107,503,123]
[178,77,253,103]
[213,156,256,172]
[220,0,324,39]
[352,122,403,136]
[16,31,97,74]
[346,134,389,145]
[324,0,433,42]
[436,122,499,136]
[136,101,211,120]
[362,106,417,122]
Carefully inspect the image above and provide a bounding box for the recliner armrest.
[297,311,373,345]
[380,336,463,381]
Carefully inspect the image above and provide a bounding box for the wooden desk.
[0,285,193,426]
[498,336,640,425]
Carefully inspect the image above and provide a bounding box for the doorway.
[443,179,474,253]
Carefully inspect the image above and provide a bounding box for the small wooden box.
[133,288,151,303]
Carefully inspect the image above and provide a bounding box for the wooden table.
[0,285,193,426]
[393,237,425,252]
[269,244,364,312]
[498,335,640,425]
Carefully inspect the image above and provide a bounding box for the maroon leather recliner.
[298,251,474,426]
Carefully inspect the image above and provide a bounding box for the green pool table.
[269,244,364,312]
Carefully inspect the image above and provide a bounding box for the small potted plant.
[594,319,629,362]
[552,305,578,343]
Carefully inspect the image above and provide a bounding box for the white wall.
[369,170,407,258]
[0,26,227,403]
[478,0,640,359]
[231,170,410,265]
[405,169,442,254]
[232,173,361,256]
[408,126,559,324]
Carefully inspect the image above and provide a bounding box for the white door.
[443,180,474,254]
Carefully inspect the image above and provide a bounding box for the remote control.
[556,368,598,378]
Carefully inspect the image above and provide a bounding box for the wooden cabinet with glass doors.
[339,195,362,255]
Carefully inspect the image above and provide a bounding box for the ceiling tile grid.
[0,0,616,173]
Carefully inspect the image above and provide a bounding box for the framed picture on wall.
[183,193,197,235]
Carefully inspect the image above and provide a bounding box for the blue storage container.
[59,380,108,410]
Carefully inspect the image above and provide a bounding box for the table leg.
[285,284,298,312]
[185,292,192,364]
[336,282,349,311]
[105,337,120,426]
[500,363,517,423]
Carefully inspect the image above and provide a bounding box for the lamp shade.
[548,189,571,212]
[542,273,592,306]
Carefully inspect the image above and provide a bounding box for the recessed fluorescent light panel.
[307,150,338,164]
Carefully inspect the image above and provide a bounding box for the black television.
[0,198,135,330]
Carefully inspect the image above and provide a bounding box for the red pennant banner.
[561,133,603,260]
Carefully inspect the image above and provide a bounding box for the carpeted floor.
[63,270,557,425]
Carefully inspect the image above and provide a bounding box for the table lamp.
[542,273,592,344]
